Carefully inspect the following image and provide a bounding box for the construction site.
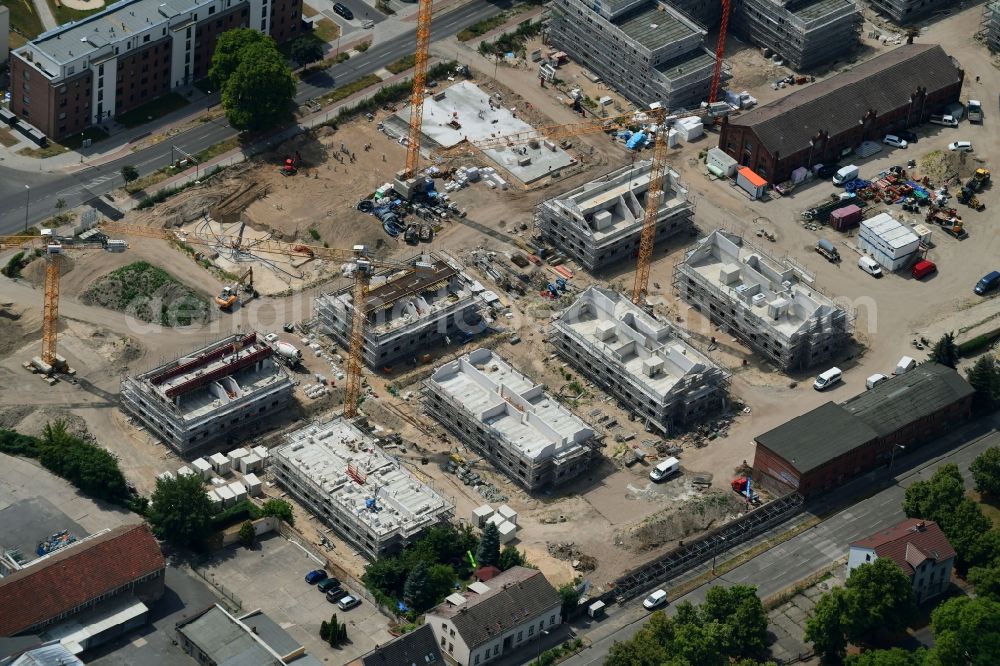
[2,0,1000,623]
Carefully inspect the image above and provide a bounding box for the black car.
[896,130,918,144]
[325,587,346,603]
[333,2,354,19]
[816,163,840,178]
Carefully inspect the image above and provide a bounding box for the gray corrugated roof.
[727,44,962,158]
[177,606,282,666]
[841,363,973,437]
[755,401,879,474]
[612,4,696,50]
[238,611,301,658]
[359,625,442,666]
[426,568,560,650]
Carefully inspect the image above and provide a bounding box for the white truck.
[264,333,303,367]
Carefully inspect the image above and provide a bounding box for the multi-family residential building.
[9,0,302,138]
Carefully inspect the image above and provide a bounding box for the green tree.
[928,332,958,369]
[328,613,339,646]
[55,198,66,211]
[846,558,917,644]
[942,499,992,570]
[120,165,139,185]
[261,498,295,525]
[338,623,347,642]
[926,596,1000,666]
[427,563,458,606]
[38,421,129,504]
[403,560,433,612]
[221,40,295,131]
[147,473,214,549]
[605,612,674,666]
[319,619,329,640]
[498,544,526,570]
[209,28,268,89]
[701,584,768,658]
[846,647,927,666]
[290,36,324,67]
[557,582,581,618]
[967,356,1000,413]
[238,520,255,548]
[475,522,501,568]
[804,586,854,663]
[971,446,1000,497]
[903,463,965,522]
[968,563,1000,601]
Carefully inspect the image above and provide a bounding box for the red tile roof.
[0,523,165,636]
[850,519,955,576]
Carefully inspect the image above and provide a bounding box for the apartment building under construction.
[987,1,1000,52]
[675,230,852,372]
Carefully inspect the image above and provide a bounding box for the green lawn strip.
[116,92,190,128]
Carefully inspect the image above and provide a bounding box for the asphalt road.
[0,0,511,234]
[559,419,1000,666]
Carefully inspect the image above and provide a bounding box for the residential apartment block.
[535,161,694,272]
[849,519,955,602]
[870,0,955,24]
[316,252,484,369]
[120,332,294,455]
[675,230,851,371]
[9,0,302,138]
[547,0,721,110]
[424,349,600,491]
[987,1,1000,53]
[269,418,453,560]
[425,567,562,666]
[551,287,728,433]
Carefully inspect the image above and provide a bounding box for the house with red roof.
[848,519,955,602]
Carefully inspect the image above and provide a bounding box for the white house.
[425,567,562,666]
[848,519,955,602]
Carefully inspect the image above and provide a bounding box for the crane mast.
[404,0,434,178]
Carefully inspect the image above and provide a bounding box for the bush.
[356,40,370,52]
[2,252,28,278]
[308,228,320,241]
[261,498,295,525]
[36,422,130,504]
[0,429,40,456]
[212,499,262,529]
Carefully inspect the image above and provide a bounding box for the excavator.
[215,267,257,310]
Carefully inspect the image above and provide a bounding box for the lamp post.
[535,629,550,663]
[23,185,30,232]
[712,536,727,576]
[889,444,906,475]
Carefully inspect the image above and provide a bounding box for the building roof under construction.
[364,259,457,311]
[612,3,699,50]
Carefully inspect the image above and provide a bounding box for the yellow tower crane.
[437,107,687,305]
[95,222,408,418]
[403,0,434,178]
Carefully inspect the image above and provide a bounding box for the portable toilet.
[210,452,231,475]
[472,504,494,527]
[206,489,222,512]
[192,457,213,479]
[497,504,518,526]
[228,481,248,503]
[244,473,262,497]
[497,521,517,544]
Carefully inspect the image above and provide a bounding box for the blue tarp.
[626,132,646,150]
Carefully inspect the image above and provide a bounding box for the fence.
[604,492,805,604]
[190,565,243,614]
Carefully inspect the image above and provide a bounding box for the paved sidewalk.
[32,0,57,31]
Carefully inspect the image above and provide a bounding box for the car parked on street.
[333,2,354,19]
[643,589,668,610]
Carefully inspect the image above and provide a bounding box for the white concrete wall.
[847,545,876,574]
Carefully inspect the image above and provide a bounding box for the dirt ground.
[2,4,999,591]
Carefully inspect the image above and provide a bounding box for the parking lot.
[198,533,394,663]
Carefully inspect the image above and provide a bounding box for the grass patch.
[194,136,240,163]
[355,39,370,52]
[60,126,110,150]
[48,0,103,25]
[126,170,171,194]
[302,2,318,16]
[478,19,543,57]
[457,13,508,41]
[958,329,1000,356]
[313,17,340,42]
[193,78,215,95]
[81,261,210,326]
[116,92,190,129]
[0,128,19,147]
[2,0,44,39]
[18,142,71,158]
[970,490,1000,528]
[387,54,416,74]
[318,73,383,106]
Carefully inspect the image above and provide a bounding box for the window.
[475,656,480,665]
[449,629,455,637]
[550,614,556,625]
[209,4,216,12]
[517,631,523,642]
[143,34,150,43]
[58,112,66,120]
[22,95,29,105]
[493,646,499,656]
[528,626,534,636]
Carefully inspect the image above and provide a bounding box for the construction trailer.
[269,418,453,560]
[120,333,294,455]
[315,252,484,369]
[547,0,723,110]
[731,0,861,71]
[423,349,601,492]
[551,286,730,434]
[674,230,852,372]
[535,161,694,272]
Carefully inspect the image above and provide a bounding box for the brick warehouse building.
[752,364,973,497]
[717,44,963,184]
[10,0,302,139]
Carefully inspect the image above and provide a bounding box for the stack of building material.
[210,452,231,475]
[675,117,703,142]
[206,489,222,512]
[239,454,262,474]
[216,484,236,507]
[497,504,518,526]
[228,481,248,503]
[251,445,269,461]
[156,471,175,482]
[177,466,195,478]
[473,504,494,527]
[497,521,517,544]
[192,458,213,479]
[244,473,262,497]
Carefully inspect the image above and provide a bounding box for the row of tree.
[604,585,773,666]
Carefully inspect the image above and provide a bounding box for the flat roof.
[427,349,596,461]
[612,4,697,50]
[788,0,855,21]
[365,259,457,311]
[554,287,725,401]
[655,48,716,80]
[271,419,452,540]
[861,213,920,250]
[176,606,282,666]
[540,161,689,244]
[681,230,845,338]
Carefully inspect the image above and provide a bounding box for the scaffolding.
[732,0,861,70]
[986,0,1000,52]
[870,0,955,25]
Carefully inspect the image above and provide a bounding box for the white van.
[866,373,889,390]
[814,367,843,391]
[649,457,680,482]
[858,256,883,277]
[833,165,859,186]
[894,356,916,375]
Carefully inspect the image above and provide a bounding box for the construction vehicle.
[99,222,410,419]
[974,168,991,187]
[264,333,303,367]
[957,188,985,211]
[925,209,968,239]
[404,224,419,244]
[815,238,840,263]
[0,229,129,377]
[280,155,298,176]
[215,267,257,310]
